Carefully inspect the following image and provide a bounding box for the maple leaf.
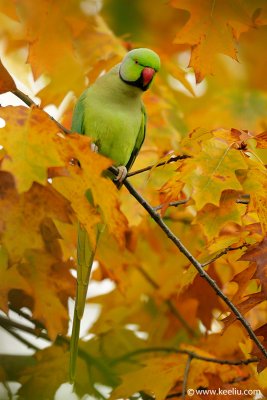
[255,131,267,148]
[16,0,85,105]
[240,237,267,296]
[163,137,247,210]
[18,346,68,399]
[52,133,128,247]
[0,58,16,93]
[195,191,246,240]
[0,246,31,313]
[223,292,266,329]
[251,323,267,372]
[110,354,187,400]
[18,249,75,340]
[0,106,65,192]
[170,0,252,82]
[0,171,72,263]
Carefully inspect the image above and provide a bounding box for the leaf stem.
[201,242,250,267]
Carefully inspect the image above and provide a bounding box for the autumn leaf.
[194,191,246,240]
[0,245,31,313]
[110,354,187,400]
[223,292,266,329]
[240,237,267,296]
[161,136,247,210]
[18,346,68,399]
[0,1,267,399]
[52,133,128,247]
[18,249,75,340]
[0,106,65,192]
[0,172,72,263]
[251,324,267,372]
[170,0,252,82]
[0,58,16,93]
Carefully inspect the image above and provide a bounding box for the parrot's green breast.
[83,90,143,166]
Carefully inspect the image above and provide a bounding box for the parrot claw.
[91,142,99,153]
[114,166,128,183]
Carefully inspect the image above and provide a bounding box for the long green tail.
[69,223,100,382]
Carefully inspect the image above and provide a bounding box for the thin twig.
[127,155,190,177]
[153,199,189,212]
[2,323,39,351]
[9,305,45,330]
[122,178,267,360]
[201,243,250,267]
[182,355,192,400]
[3,381,12,400]
[11,88,71,135]
[110,346,258,366]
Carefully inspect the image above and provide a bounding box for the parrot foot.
[91,143,99,153]
[114,166,128,183]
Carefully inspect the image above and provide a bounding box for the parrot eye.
[134,60,138,64]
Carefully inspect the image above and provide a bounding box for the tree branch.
[110,346,258,366]
[122,178,267,360]
[11,88,71,135]
[153,199,189,212]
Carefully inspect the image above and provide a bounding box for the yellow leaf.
[0,106,65,192]
[0,171,72,263]
[110,354,187,400]
[180,138,247,209]
[18,249,75,340]
[0,245,31,313]
[19,346,68,399]
[53,133,128,247]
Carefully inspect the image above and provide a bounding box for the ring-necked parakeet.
[70,48,160,382]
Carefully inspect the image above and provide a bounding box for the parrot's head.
[119,48,160,91]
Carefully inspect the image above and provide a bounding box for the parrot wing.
[125,103,146,172]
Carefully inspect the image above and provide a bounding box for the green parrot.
[69,48,160,381]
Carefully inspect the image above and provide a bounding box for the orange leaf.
[240,237,267,296]
[0,58,16,94]
[170,0,252,82]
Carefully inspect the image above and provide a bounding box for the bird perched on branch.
[69,47,160,381]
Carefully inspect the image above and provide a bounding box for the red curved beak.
[142,67,155,86]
